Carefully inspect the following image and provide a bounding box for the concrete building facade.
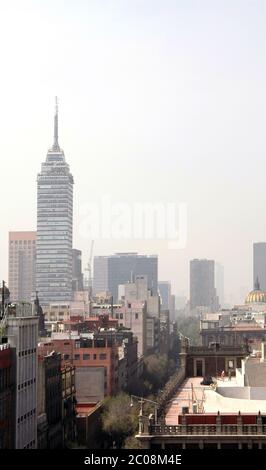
[190,259,219,312]
[6,302,38,449]
[8,231,36,302]
[0,343,15,449]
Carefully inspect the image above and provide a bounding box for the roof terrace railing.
[148,423,266,436]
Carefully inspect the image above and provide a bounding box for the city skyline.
[2,2,266,453]
[1,1,266,303]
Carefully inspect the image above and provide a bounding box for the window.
[83,354,90,360]
[64,354,70,360]
[99,353,107,360]
[135,313,138,320]
[93,354,97,360]
[74,354,80,360]
[120,313,123,319]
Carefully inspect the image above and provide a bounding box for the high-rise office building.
[8,231,36,302]
[158,281,171,310]
[215,262,225,308]
[93,253,158,301]
[190,259,219,312]
[36,99,74,305]
[72,249,83,292]
[253,243,266,292]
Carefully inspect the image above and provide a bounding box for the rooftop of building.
[9,231,36,240]
[95,252,158,258]
[85,316,118,322]
[187,344,249,355]
[76,402,101,416]
[6,302,37,318]
[165,375,266,425]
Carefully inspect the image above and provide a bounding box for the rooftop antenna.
[52,96,60,151]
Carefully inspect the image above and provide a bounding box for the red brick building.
[38,336,119,397]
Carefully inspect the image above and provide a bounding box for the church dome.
[245,278,266,304]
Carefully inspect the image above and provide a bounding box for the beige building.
[8,231,36,302]
[43,293,90,323]
[118,302,147,358]
[43,303,71,322]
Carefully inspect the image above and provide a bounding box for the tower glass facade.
[253,243,266,292]
[36,101,74,305]
[93,253,158,302]
[190,259,218,312]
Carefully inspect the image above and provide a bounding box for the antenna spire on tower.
[52,96,60,151]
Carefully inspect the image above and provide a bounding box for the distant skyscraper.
[8,231,36,302]
[253,243,266,292]
[36,99,74,305]
[158,281,171,310]
[72,249,83,292]
[215,262,225,308]
[190,259,219,312]
[93,253,158,301]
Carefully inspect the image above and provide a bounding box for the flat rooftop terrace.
[165,375,266,425]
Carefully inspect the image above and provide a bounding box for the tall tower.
[253,243,266,292]
[190,259,219,313]
[36,98,74,305]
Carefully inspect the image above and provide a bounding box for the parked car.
[200,375,214,385]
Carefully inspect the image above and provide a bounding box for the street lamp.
[130,395,159,424]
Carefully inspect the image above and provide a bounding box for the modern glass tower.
[36,99,74,305]
[93,253,158,301]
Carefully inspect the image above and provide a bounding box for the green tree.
[177,314,201,345]
[143,354,169,392]
[101,393,137,448]
[123,435,143,449]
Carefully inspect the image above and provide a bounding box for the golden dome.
[245,278,266,304]
[245,290,266,304]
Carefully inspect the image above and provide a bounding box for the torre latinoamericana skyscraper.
[36,99,74,305]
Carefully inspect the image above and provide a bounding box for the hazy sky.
[1,0,266,304]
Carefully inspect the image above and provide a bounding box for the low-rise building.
[0,343,15,449]
[38,334,119,400]
[38,351,63,449]
[6,302,38,449]
[37,351,76,448]
[200,310,266,350]
[61,363,76,445]
[136,339,266,449]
